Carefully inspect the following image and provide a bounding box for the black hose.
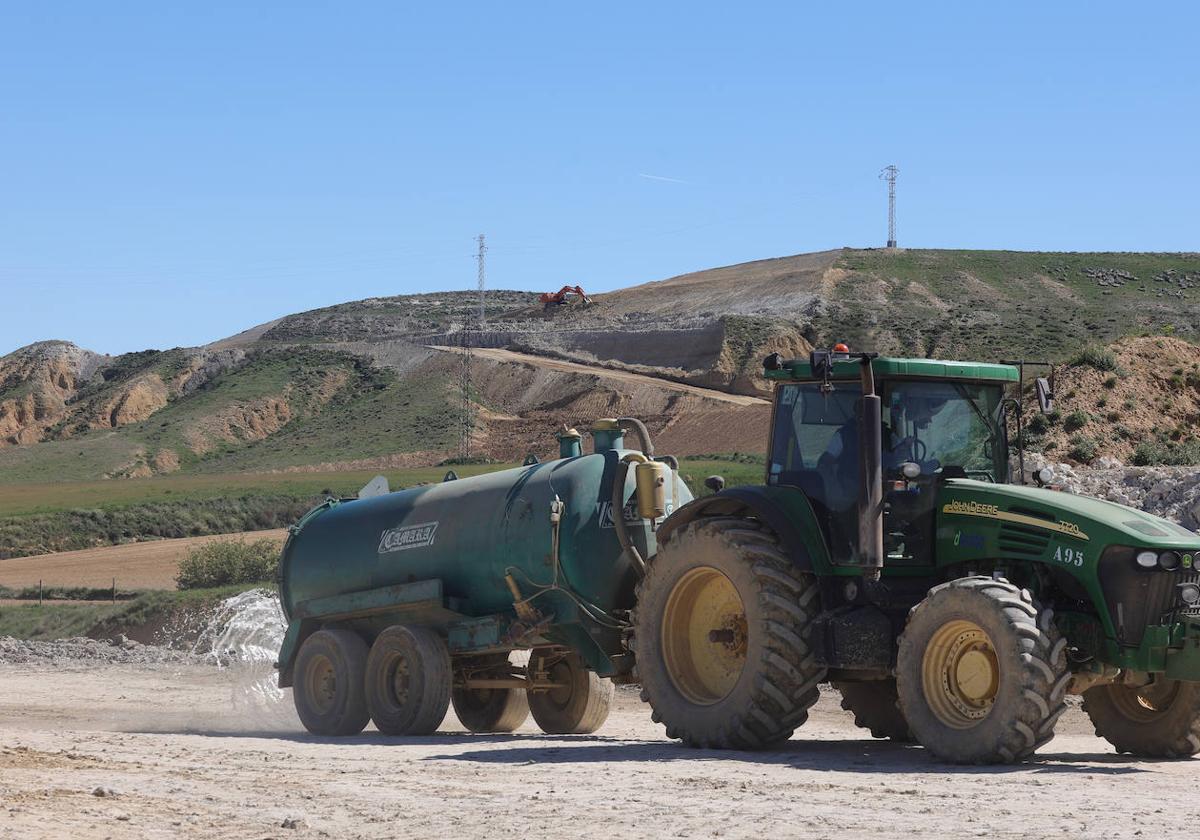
[611,459,646,577]
[616,417,654,457]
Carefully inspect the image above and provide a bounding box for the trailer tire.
[896,576,1068,764]
[452,654,530,733]
[526,649,614,735]
[632,516,826,749]
[365,625,451,736]
[1082,679,1200,758]
[292,628,371,736]
[834,679,914,742]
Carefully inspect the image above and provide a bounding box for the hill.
[1,247,1198,484]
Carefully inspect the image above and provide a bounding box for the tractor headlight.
[1179,582,1200,605]
[1159,551,1181,571]
[1136,550,1159,569]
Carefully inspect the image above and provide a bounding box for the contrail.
[638,173,689,184]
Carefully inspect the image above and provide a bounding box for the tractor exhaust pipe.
[857,358,884,579]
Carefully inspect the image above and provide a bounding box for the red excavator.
[539,285,592,309]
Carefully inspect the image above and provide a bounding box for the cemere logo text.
[379,521,439,554]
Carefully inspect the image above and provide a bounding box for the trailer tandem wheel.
[365,625,452,736]
[292,628,371,736]
[526,649,614,734]
[452,653,531,733]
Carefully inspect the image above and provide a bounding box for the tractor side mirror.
[704,475,726,493]
[1035,377,1054,414]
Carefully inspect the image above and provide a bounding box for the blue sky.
[1,2,1196,356]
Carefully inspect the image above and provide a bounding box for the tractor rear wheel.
[292,628,371,736]
[451,653,530,733]
[365,625,451,736]
[833,679,913,742]
[632,516,826,749]
[896,576,1069,764]
[526,649,613,734]
[1082,679,1200,758]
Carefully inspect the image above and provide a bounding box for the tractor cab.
[763,348,1018,568]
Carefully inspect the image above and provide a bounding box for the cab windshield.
[883,380,1006,481]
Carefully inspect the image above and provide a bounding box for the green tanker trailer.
[276,418,690,737]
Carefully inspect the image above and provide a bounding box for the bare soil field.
[0,656,1196,839]
[0,529,287,589]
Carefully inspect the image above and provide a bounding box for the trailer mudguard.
[656,486,832,573]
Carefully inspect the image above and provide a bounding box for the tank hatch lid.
[357,475,391,499]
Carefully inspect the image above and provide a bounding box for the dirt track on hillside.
[0,530,287,589]
[0,657,1196,839]
[434,345,769,406]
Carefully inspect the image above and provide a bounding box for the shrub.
[1103,375,1118,390]
[1071,345,1119,373]
[1063,409,1089,432]
[1131,440,1200,467]
[1068,435,1098,463]
[1026,414,1049,434]
[176,538,281,590]
[1096,396,1108,408]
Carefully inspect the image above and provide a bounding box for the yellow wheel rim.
[660,566,747,705]
[922,619,1000,729]
[1109,680,1180,723]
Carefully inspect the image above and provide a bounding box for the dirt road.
[0,656,1195,839]
[434,345,769,406]
[0,529,287,589]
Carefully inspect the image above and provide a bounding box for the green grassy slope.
[823,249,1198,361]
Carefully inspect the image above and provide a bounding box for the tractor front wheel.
[632,516,826,749]
[896,576,1069,764]
[834,679,913,742]
[1082,679,1200,758]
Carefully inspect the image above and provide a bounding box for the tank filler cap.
[557,426,582,440]
[591,418,621,431]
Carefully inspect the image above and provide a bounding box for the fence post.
[112,577,116,604]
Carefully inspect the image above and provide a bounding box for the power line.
[879,165,898,248]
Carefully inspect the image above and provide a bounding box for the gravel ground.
[1,654,1199,839]
[0,636,197,666]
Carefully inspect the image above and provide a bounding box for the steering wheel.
[910,437,927,462]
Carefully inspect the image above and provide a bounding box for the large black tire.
[1082,679,1200,758]
[632,516,826,750]
[451,653,530,733]
[896,576,1069,764]
[365,625,451,736]
[292,628,371,736]
[834,679,913,742]
[526,649,613,735]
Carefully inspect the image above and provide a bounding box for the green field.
[0,457,761,559]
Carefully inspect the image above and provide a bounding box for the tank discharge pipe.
[616,417,654,458]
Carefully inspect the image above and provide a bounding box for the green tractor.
[633,348,1200,763]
